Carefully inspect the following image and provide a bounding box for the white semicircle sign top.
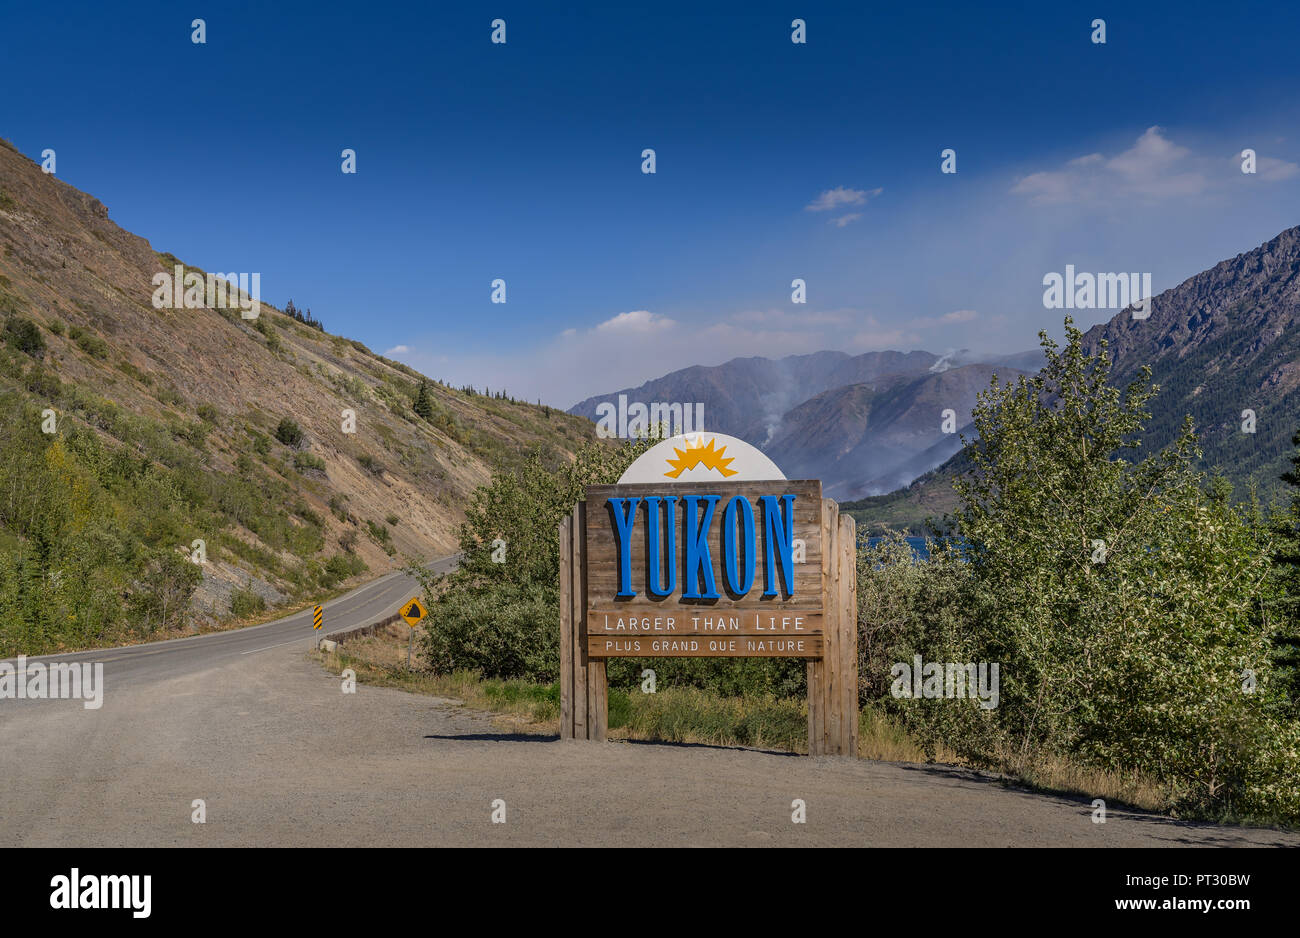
[617,432,787,484]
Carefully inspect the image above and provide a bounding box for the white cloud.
[1249,153,1300,182]
[383,344,410,355]
[806,186,881,212]
[940,309,978,323]
[594,309,675,333]
[1011,127,1208,203]
[833,212,863,227]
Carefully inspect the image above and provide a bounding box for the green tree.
[127,549,203,633]
[274,417,304,448]
[1270,430,1300,712]
[946,318,1297,820]
[3,317,45,358]
[411,438,648,680]
[413,380,435,421]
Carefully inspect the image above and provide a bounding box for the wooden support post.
[838,511,859,757]
[560,502,606,741]
[559,514,573,739]
[571,503,587,740]
[808,499,857,757]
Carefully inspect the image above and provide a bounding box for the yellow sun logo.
[664,436,738,478]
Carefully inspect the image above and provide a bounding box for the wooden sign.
[558,435,858,757]
[584,479,822,657]
[587,634,824,657]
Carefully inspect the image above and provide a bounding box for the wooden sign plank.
[587,610,823,635]
[586,634,823,658]
[583,481,823,616]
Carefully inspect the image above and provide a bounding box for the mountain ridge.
[0,139,593,649]
[848,224,1300,530]
[570,347,1031,499]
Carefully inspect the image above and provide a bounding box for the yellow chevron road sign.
[313,605,323,630]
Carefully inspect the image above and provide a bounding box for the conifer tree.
[413,380,435,421]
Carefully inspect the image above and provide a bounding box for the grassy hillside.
[0,138,595,655]
[840,454,966,534]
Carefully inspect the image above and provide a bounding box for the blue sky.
[4,0,1299,406]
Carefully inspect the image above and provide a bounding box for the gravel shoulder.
[3,643,1297,847]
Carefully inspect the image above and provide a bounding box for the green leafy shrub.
[257,318,283,352]
[116,360,154,385]
[67,325,108,359]
[3,317,45,358]
[422,581,559,680]
[321,551,367,587]
[230,587,266,618]
[274,417,304,448]
[154,384,184,407]
[412,439,648,682]
[293,452,326,473]
[889,320,1300,823]
[365,519,395,555]
[174,420,208,450]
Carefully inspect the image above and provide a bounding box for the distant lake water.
[864,536,932,560]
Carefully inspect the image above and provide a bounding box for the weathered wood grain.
[559,514,573,739]
[586,634,824,658]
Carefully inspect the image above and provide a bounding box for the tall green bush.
[925,319,1298,821]
[413,439,648,681]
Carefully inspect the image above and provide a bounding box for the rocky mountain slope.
[764,364,1025,498]
[570,348,1028,500]
[0,138,593,651]
[570,350,941,448]
[849,225,1300,530]
[1082,224,1300,496]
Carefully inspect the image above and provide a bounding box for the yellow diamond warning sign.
[399,597,427,627]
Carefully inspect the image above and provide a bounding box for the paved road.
[0,557,457,700]
[2,554,1297,847]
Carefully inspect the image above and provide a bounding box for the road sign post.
[400,597,427,669]
[313,604,323,648]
